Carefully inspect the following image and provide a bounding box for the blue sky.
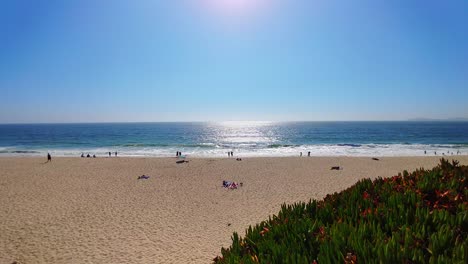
[0,0,467,123]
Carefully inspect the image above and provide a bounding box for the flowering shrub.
[214,159,467,263]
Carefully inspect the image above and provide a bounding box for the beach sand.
[1,156,467,263]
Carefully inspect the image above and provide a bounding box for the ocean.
[0,121,467,157]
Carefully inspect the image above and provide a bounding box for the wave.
[121,143,217,148]
[267,144,297,148]
[0,150,41,154]
[1,143,467,157]
[429,144,463,148]
[121,143,169,147]
[337,144,362,147]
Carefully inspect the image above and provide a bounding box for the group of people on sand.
[299,152,311,157]
[425,150,463,156]
[79,151,118,158]
[223,180,243,190]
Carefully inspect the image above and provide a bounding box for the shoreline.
[2,143,467,159]
[1,151,468,158]
[1,154,468,160]
[2,154,468,158]
[2,156,468,263]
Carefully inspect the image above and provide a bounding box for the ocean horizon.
[1,121,467,157]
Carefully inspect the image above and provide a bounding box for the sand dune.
[1,156,467,263]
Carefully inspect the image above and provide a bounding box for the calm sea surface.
[0,122,467,157]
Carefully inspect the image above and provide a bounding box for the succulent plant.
[214,159,468,263]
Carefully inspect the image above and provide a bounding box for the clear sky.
[1,0,467,123]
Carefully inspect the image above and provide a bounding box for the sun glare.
[201,0,268,18]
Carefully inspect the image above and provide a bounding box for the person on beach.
[300,152,302,157]
[115,151,117,157]
[424,150,426,155]
[228,152,231,157]
[47,153,51,162]
[109,152,111,157]
[81,153,84,158]
[231,151,234,157]
[87,154,91,158]
[308,151,311,157]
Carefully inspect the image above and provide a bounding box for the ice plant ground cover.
[214,159,467,263]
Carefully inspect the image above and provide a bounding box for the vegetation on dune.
[214,159,468,263]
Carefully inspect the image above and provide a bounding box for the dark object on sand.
[223,180,243,189]
[138,175,150,180]
[176,160,189,164]
[330,166,341,170]
[236,158,242,161]
[372,158,380,161]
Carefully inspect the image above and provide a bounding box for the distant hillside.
[408,117,468,122]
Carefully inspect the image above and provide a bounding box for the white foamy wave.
[0,144,466,158]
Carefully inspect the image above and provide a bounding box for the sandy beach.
[1,156,467,264]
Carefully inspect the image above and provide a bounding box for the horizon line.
[1,119,468,125]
